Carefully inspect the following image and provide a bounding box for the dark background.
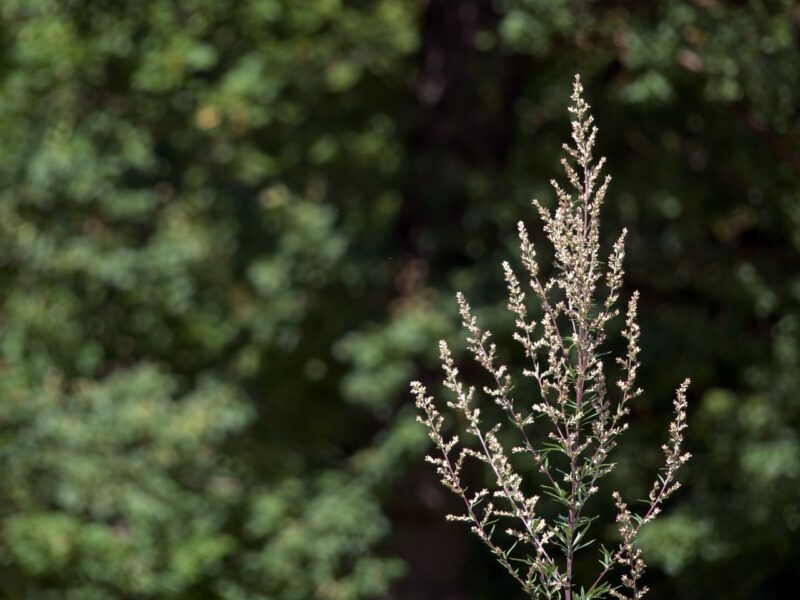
[0,1,798,598]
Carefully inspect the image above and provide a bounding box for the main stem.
[565,156,593,600]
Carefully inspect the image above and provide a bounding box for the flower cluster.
[411,75,690,600]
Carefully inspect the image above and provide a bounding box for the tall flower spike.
[412,75,690,600]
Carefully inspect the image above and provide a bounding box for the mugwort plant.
[411,75,690,600]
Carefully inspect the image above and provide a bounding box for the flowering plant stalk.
[411,75,690,600]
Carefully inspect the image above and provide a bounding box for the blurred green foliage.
[0,0,416,597]
[0,0,797,598]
